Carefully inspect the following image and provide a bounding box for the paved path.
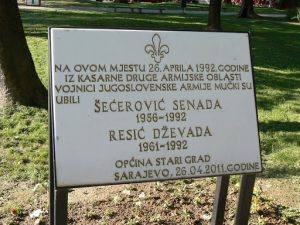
[18,4,286,18]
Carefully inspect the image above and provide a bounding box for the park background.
[0,0,299,224]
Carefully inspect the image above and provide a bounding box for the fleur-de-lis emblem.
[145,33,169,63]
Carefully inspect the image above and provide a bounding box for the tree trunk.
[0,0,47,108]
[239,0,258,18]
[207,0,222,31]
[181,0,187,9]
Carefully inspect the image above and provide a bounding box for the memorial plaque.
[49,28,262,187]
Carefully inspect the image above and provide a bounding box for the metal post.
[55,188,69,225]
[211,175,230,225]
[49,160,55,225]
[49,84,55,225]
[48,127,55,225]
[234,174,256,225]
[49,80,68,225]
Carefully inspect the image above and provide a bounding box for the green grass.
[0,8,299,187]
[0,105,48,183]
[40,0,209,10]
[19,0,287,14]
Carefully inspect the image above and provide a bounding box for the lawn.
[0,5,299,224]
[19,0,288,14]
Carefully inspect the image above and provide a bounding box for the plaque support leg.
[211,175,230,225]
[234,174,256,225]
[54,188,69,225]
[49,99,55,225]
[49,174,55,225]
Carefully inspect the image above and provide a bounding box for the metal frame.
[211,174,256,225]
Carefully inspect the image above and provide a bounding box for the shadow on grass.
[261,149,300,178]
[223,16,300,69]
[21,9,300,68]
[21,10,300,118]
[260,121,300,132]
[16,8,300,183]
[20,10,207,38]
[255,69,300,111]
[42,0,209,10]
[261,166,300,178]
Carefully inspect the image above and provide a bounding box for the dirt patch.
[68,185,125,204]
[0,176,48,225]
[1,177,299,225]
[66,180,217,225]
[257,177,300,209]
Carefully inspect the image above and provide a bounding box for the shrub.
[287,7,300,22]
[231,0,277,7]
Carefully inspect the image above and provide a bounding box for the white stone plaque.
[49,28,262,187]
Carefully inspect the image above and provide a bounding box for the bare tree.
[0,0,47,108]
